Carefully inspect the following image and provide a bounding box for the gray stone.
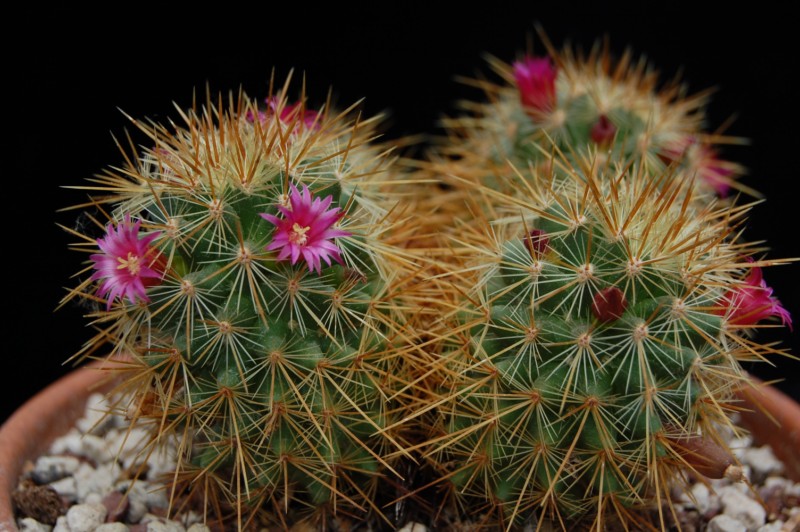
[720,487,766,531]
[739,446,784,482]
[144,486,169,511]
[66,503,107,532]
[109,427,151,470]
[75,462,121,501]
[31,456,81,484]
[756,522,784,532]
[126,497,148,524]
[144,446,177,483]
[397,524,427,532]
[689,482,721,515]
[76,393,113,435]
[708,514,747,532]
[143,517,185,532]
[49,429,83,456]
[49,476,78,502]
[84,492,103,506]
[17,517,53,532]
[729,435,754,455]
[186,525,210,532]
[116,480,149,523]
[77,434,115,465]
[52,516,69,532]
[95,524,131,532]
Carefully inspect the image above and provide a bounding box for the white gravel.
[13,393,799,531]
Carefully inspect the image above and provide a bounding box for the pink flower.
[268,98,320,130]
[720,261,792,330]
[512,56,557,114]
[246,98,320,130]
[91,215,163,308]
[261,184,350,274]
[660,136,734,197]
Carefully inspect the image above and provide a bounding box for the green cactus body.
[426,159,780,529]
[66,90,419,527]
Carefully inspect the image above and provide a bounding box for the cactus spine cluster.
[64,84,425,528]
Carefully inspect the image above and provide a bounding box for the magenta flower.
[246,97,320,130]
[91,215,163,308]
[660,136,734,197]
[720,261,792,330]
[512,56,557,114]
[261,184,350,274]
[269,98,320,130]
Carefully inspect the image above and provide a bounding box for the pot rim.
[0,359,122,532]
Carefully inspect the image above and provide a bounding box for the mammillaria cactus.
[62,82,426,529]
[410,34,794,529]
[418,133,792,529]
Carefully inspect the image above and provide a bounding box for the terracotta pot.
[0,360,121,532]
[1,369,799,531]
[736,377,800,482]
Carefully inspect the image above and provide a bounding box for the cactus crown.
[438,41,745,201]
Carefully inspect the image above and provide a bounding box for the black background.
[4,5,799,423]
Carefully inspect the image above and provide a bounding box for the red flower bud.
[592,287,627,322]
[523,229,549,259]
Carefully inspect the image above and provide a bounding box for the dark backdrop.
[4,5,798,422]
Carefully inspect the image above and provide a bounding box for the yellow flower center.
[289,223,311,246]
[117,252,141,275]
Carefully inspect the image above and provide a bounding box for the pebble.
[31,456,81,485]
[756,522,783,532]
[17,517,53,532]
[109,427,152,469]
[79,434,116,465]
[720,487,767,530]
[52,516,69,532]
[708,514,747,532]
[96,524,131,532]
[17,391,797,531]
[48,476,78,502]
[738,446,785,483]
[397,523,428,532]
[76,393,114,435]
[66,503,107,532]
[103,490,130,522]
[141,516,185,531]
[682,481,721,515]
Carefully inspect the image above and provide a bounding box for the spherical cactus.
[437,39,745,202]
[422,157,791,529]
[63,83,424,528]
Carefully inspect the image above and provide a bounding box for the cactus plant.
[61,81,427,529]
[412,39,793,528]
[436,36,749,203]
[418,151,792,529]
